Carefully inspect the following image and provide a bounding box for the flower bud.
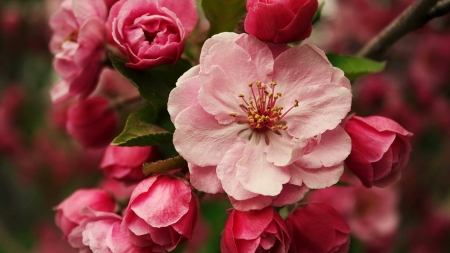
[221,207,291,253]
[344,115,413,187]
[100,145,159,181]
[66,97,117,148]
[122,175,199,251]
[244,0,318,44]
[285,203,350,253]
[54,189,116,239]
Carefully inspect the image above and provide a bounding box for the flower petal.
[189,163,224,194]
[289,163,344,189]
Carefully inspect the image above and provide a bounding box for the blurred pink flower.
[67,209,122,252]
[221,207,291,253]
[308,177,399,252]
[32,223,77,253]
[244,0,317,44]
[49,0,107,102]
[285,203,350,253]
[107,0,198,70]
[168,32,352,210]
[66,96,117,148]
[344,115,413,187]
[122,175,199,251]
[55,189,116,239]
[100,145,159,181]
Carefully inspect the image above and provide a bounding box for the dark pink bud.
[285,203,350,253]
[344,115,413,188]
[66,97,117,148]
[244,0,318,44]
[221,207,291,253]
[100,145,159,181]
[121,175,199,251]
[54,189,116,239]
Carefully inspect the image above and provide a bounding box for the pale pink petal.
[131,176,191,227]
[229,195,273,211]
[273,44,333,93]
[189,163,223,194]
[235,34,274,78]
[107,222,149,253]
[236,143,290,196]
[331,67,351,89]
[168,67,201,122]
[82,220,115,253]
[173,104,246,166]
[264,130,308,166]
[272,184,309,206]
[282,83,352,138]
[289,163,344,189]
[295,126,351,169]
[72,0,107,25]
[216,143,259,200]
[199,32,240,70]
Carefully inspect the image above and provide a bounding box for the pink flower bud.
[66,97,117,148]
[244,0,318,44]
[344,115,413,188]
[107,0,198,70]
[221,207,291,253]
[122,175,199,251]
[54,189,116,239]
[285,203,350,253]
[100,145,159,181]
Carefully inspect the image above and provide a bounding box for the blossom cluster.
[46,0,414,252]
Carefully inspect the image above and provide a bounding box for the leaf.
[109,54,192,110]
[112,106,173,146]
[312,2,325,25]
[142,156,187,176]
[326,53,386,81]
[202,0,247,36]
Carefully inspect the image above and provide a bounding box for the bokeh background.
[1,0,450,252]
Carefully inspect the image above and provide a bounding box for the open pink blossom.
[245,0,318,44]
[344,115,413,188]
[221,207,291,253]
[285,203,350,253]
[107,0,198,70]
[54,189,116,239]
[49,0,108,102]
[168,32,352,210]
[100,145,159,181]
[121,175,199,251]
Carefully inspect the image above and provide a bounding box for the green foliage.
[326,53,386,81]
[202,0,247,36]
[112,106,173,146]
[312,1,325,25]
[109,54,191,111]
[142,156,187,176]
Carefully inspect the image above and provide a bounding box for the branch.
[356,0,442,59]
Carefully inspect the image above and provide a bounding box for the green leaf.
[112,106,173,146]
[202,0,247,36]
[109,54,191,110]
[326,53,386,81]
[312,2,325,25]
[142,156,187,176]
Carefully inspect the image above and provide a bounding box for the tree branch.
[356,0,442,59]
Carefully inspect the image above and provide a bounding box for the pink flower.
[221,207,290,253]
[67,209,122,252]
[66,97,117,148]
[344,115,413,187]
[285,203,350,253]
[49,0,108,102]
[168,32,352,210]
[244,0,318,44]
[107,0,198,70]
[308,176,399,251]
[122,175,199,251]
[54,189,116,239]
[100,145,159,181]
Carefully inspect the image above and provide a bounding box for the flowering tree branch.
[357,0,444,59]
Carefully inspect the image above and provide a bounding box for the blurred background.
[1,0,450,252]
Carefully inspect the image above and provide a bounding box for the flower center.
[229,81,298,132]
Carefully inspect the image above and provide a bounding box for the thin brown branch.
[427,0,450,18]
[357,0,441,59]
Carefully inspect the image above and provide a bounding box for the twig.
[357,0,442,59]
[427,0,450,19]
